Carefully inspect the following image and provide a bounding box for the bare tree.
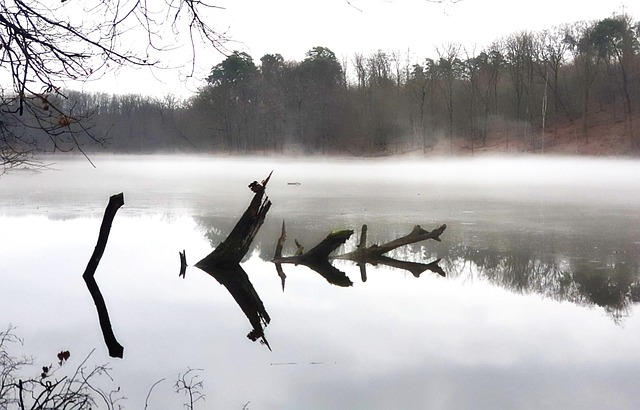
[503,31,537,150]
[535,26,571,126]
[406,59,438,152]
[0,0,228,172]
[436,43,461,153]
[564,21,602,146]
[175,368,206,410]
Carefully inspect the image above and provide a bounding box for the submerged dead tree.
[273,224,354,289]
[180,172,448,348]
[82,193,125,359]
[336,224,447,282]
[186,173,273,349]
[273,222,447,289]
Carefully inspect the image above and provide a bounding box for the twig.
[145,378,166,410]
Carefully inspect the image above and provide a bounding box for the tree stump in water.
[83,193,125,359]
[189,172,274,350]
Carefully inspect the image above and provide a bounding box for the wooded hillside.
[11,13,640,157]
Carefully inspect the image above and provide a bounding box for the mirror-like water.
[1,155,640,409]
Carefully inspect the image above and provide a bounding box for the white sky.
[26,0,640,98]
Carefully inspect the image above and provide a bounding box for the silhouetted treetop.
[207,51,258,86]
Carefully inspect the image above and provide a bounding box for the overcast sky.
[78,0,640,98]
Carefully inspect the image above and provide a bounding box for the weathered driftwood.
[82,193,125,359]
[274,223,447,286]
[335,224,447,281]
[196,171,272,268]
[340,224,446,259]
[192,173,273,350]
[273,224,354,288]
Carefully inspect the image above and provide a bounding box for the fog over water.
[1,155,640,409]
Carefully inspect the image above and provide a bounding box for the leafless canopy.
[0,0,228,171]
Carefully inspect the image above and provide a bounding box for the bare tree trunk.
[582,85,590,146]
[192,173,274,350]
[83,193,125,359]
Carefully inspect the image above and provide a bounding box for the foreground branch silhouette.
[82,193,125,358]
[1,0,228,172]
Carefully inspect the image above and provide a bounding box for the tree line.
[12,13,640,156]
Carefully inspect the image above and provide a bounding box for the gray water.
[1,155,640,409]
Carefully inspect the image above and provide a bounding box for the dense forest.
[12,13,640,156]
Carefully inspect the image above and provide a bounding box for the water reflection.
[192,215,640,324]
[4,156,640,408]
[187,175,450,349]
[195,216,448,289]
[442,233,640,322]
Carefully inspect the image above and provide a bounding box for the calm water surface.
[1,155,640,409]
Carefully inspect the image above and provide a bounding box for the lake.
[1,154,640,409]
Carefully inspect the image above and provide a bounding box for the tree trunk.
[82,193,125,359]
[190,173,274,350]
